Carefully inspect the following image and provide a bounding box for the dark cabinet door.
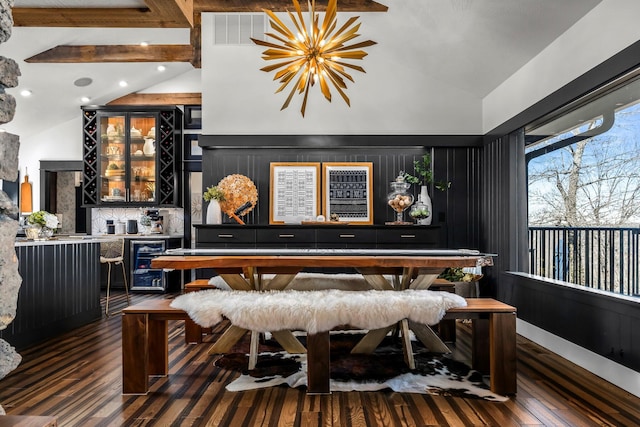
[82,106,182,207]
[256,227,315,248]
[376,227,443,248]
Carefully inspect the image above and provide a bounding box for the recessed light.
[119,80,128,87]
[140,41,149,47]
[81,96,91,103]
[20,89,32,97]
[157,65,166,72]
[74,77,93,87]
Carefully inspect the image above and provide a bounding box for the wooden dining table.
[152,248,494,354]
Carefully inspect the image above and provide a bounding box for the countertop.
[15,234,184,247]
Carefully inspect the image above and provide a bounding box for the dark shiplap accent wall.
[480,42,640,373]
[2,242,102,350]
[480,130,529,296]
[201,135,483,249]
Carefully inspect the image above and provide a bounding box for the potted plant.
[403,153,450,225]
[26,210,59,240]
[203,186,226,224]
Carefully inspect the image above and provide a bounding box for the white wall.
[18,117,82,212]
[483,0,640,133]
[200,12,483,135]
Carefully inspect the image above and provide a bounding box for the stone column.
[0,0,23,416]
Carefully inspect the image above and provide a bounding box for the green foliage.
[203,185,226,202]
[438,267,465,281]
[403,153,450,191]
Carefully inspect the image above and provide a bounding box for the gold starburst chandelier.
[251,0,376,117]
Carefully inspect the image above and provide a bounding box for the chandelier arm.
[263,9,298,41]
[267,58,306,75]
[291,0,308,40]
[286,10,307,45]
[318,72,332,101]
[319,0,338,37]
[329,40,378,53]
[325,63,352,83]
[328,16,360,40]
[322,25,364,50]
[330,61,366,74]
[327,50,370,60]
[300,74,312,117]
[325,71,351,106]
[251,38,293,50]
[263,31,295,45]
[324,67,349,88]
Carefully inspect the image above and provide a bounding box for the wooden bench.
[121,299,191,394]
[307,298,516,395]
[184,279,216,343]
[122,297,516,396]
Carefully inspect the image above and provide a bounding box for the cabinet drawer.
[316,228,377,244]
[257,228,315,246]
[196,228,256,245]
[377,228,441,247]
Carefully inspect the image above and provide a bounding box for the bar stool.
[100,238,130,316]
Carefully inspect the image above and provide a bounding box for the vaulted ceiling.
[2,0,603,139]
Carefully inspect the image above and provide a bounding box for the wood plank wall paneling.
[201,136,483,250]
[480,130,528,297]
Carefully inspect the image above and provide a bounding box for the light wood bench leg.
[490,312,517,395]
[248,331,260,370]
[307,331,330,394]
[208,325,249,355]
[122,313,149,394]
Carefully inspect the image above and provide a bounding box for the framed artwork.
[269,162,321,224]
[184,134,202,160]
[184,105,202,129]
[322,162,373,225]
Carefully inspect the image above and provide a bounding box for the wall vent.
[213,14,266,45]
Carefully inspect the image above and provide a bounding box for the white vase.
[206,200,222,224]
[418,186,433,225]
[143,138,155,156]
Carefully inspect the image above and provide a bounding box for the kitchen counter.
[15,234,184,246]
[4,239,103,350]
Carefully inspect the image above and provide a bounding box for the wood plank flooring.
[1,292,639,426]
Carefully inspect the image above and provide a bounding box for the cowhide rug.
[215,332,508,401]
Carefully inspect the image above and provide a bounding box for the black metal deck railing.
[529,226,640,297]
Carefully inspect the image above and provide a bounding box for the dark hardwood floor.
[1,291,639,426]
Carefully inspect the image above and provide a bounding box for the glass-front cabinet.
[82,106,182,206]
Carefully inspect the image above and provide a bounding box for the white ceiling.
[0,0,603,139]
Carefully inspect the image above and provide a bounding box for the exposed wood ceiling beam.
[107,93,202,106]
[13,0,194,28]
[25,45,194,64]
[12,0,387,28]
[194,0,388,13]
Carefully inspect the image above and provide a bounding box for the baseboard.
[517,319,640,398]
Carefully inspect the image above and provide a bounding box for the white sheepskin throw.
[171,289,466,334]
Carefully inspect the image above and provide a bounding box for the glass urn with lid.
[387,173,414,224]
[409,199,430,225]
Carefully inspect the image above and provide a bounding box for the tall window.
[525,73,640,296]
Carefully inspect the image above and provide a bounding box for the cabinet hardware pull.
[279,234,295,238]
[339,234,356,238]
[218,234,234,238]
[400,234,416,238]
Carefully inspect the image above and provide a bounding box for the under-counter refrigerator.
[130,240,167,292]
